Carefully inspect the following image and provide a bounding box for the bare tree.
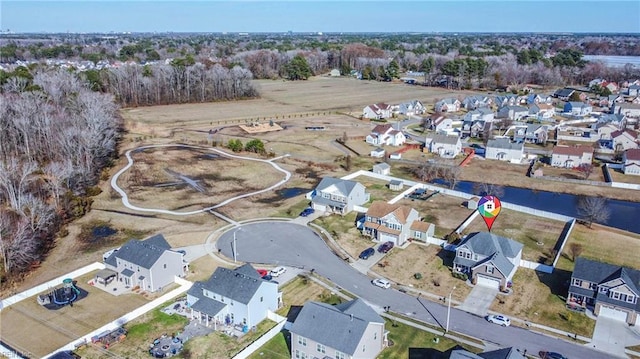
[473,182,505,197]
[577,196,610,228]
[568,243,584,262]
[441,166,461,189]
[576,163,594,180]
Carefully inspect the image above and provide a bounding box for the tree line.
[0,69,121,283]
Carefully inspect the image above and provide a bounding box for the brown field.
[0,272,149,358]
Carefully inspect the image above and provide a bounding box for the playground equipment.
[92,327,127,349]
[37,278,82,308]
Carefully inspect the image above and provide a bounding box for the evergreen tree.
[285,54,313,80]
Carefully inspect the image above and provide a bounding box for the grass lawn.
[379,318,480,358]
[277,275,345,317]
[372,244,471,302]
[489,268,595,338]
[247,330,291,359]
[312,212,374,259]
[74,307,189,359]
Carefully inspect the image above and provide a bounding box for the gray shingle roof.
[450,350,484,359]
[121,268,134,277]
[290,299,382,356]
[478,347,525,359]
[315,177,360,197]
[486,138,523,151]
[200,264,264,304]
[572,257,640,312]
[429,134,460,145]
[110,234,172,269]
[455,232,523,276]
[189,282,227,316]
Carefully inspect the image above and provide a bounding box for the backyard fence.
[231,312,287,359]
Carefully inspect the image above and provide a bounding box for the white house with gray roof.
[453,232,523,291]
[425,134,462,158]
[186,263,281,328]
[435,98,461,113]
[309,177,370,215]
[464,108,495,123]
[289,298,387,359]
[497,106,529,121]
[485,138,524,162]
[104,234,185,292]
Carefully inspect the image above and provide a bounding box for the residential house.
[104,234,186,292]
[409,346,525,359]
[627,84,640,97]
[187,263,281,328]
[427,115,454,133]
[513,124,548,144]
[370,148,385,158]
[528,103,556,120]
[362,201,421,246]
[613,103,640,118]
[462,120,490,139]
[597,113,626,127]
[606,94,626,107]
[397,100,426,116]
[497,106,529,121]
[589,78,606,88]
[289,299,387,359]
[594,123,620,140]
[485,138,524,162]
[553,88,575,101]
[567,257,640,325]
[551,145,594,168]
[410,221,435,243]
[366,124,406,147]
[494,94,518,107]
[464,108,495,122]
[611,130,639,152]
[362,103,392,120]
[435,98,461,113]
[372,163,391,176]
[425,134,463,158]
[453,232,523,291]
[564,102,593,116]
[462,95,492,110]
[623,149,640,175]
[603,81,620,94]
[309,177,370,215]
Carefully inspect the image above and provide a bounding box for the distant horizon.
[1,1,639,34]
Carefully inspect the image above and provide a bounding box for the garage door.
[476,275,500,289]
[599,306,629,322]
[380,232,397,245]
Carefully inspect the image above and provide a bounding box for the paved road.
[217,221,619,359]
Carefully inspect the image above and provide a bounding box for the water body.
[432,180,640,234]
[276,187,309,199]
[583,55,640,67]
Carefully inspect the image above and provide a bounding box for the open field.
[0,272,149,358]
[489,268,596,338]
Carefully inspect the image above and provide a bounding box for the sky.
[1,1,639,34]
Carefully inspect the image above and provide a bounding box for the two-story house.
[362,103,392,120]
[485,138,524,162]
[513,124,548,144]
[453,232,523,291]
[427,115,454,133]
[396,100,426,116]
[425,134,462,158]
[564,102,593,116]
[435,98,461,113]
[462,95,492,110]
[309,177,370,215]
[594,123,621,140]
[464,108,495,122]
[494,94,518,107]
[623,149,640,176]
[497,105,529,121]
[187,263,282,328]
[528,103,556,120]
[289,298,387,359]
[611,130,639,152]
[551,145,594,168]
[362,201,421,247]
[567,257,640,325]
[365,124,406,147]
[104,234,185,292]
[613,103,640,118]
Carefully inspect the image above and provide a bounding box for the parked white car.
[372,278,391,289]
[486,314,511,327]
[270,266,287,277]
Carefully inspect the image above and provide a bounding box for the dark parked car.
[359,247,375,260]
[378,241,394,253]
[539,351,568,359]
[300,207,315,217]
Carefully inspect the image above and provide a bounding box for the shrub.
[414,273,423,280]
[452,271,468,281]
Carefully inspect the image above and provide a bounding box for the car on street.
[486,314,511,327]
[257,269,268,277]
[299,207,315,217]
[359,247,375,260]
[371,278,391,289]
[378,241,394,253]
[270,266,287,277]
[539,351,568,359]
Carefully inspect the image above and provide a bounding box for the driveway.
[216,221,619,359]
[457,284,498,317]
[591,317,640,358]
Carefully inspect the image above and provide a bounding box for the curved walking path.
[110,144,291,216]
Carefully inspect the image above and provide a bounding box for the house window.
[295,350,300,359]
[415,232,421,238]
[260,296,263,302]
[589,283,597,290]
[486,266,494,274]
[163,264,167,269]
[599,286,607,293]
[335,351,345,359]
[572,279,582,287]
[298,336,306,346]
[374,332,377,340]
[317,344,325,353]
[627,296,636,304]
[612,291,621,300]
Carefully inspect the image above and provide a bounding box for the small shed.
[389,153,402,160]
[389,180,403,191]
[330,69,341,77]
[373,162,391,175]
[370,147,385,158]
[466,196,480,210]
